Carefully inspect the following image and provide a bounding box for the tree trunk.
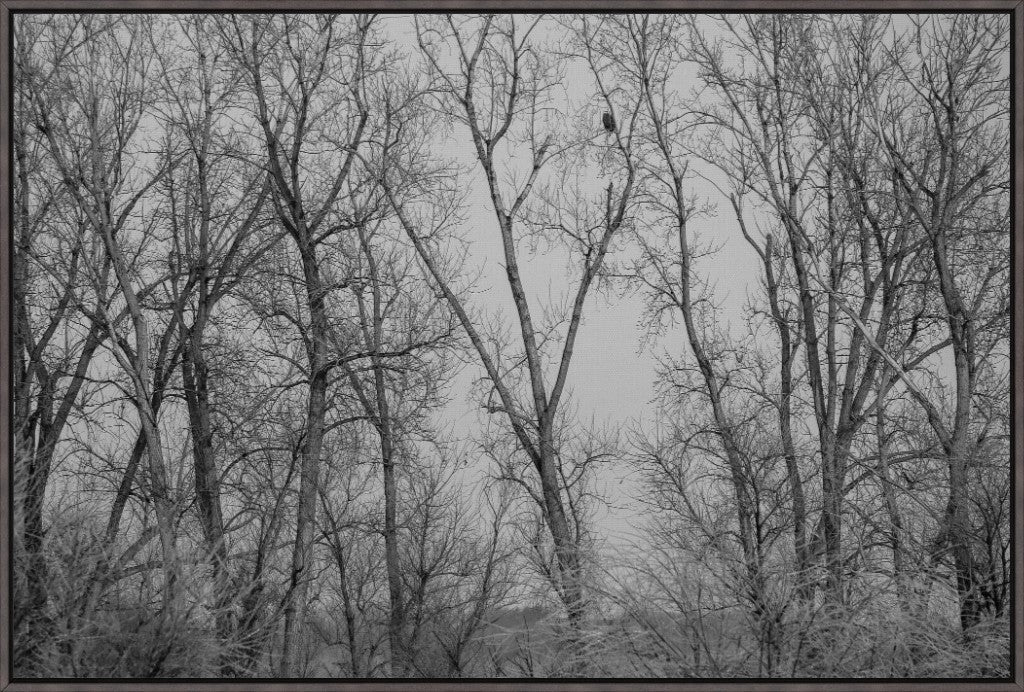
[932,214,982,633]
[762,236,810,597]
[946,433,981,632]
[538,421,585,625]
[181,314,233,666]
[356,223,408,676]
[281,244,330,676]
[377,375,405,675]
[875,370,909,610]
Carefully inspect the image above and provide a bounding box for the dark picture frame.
[1,2,1021,690]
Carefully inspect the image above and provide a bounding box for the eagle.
[602,111,616,134]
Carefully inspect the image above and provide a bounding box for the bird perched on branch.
[602,111,616,134]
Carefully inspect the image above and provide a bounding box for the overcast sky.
[375,15,766,547]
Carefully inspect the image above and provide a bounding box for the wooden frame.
[1,2,1020,690]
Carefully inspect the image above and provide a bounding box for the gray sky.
[392,15,764,547]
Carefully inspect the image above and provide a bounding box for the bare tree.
[11,16,111,652]
[339,200,459,673]
[148,14,280,672]
[218,14,376,673]
[687,14,923,607]
[587,13,802,672]
[394,14,640,641]
[21,14,186,620]
[870,14,1010,631]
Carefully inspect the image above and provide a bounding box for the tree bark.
[280,242,330,676]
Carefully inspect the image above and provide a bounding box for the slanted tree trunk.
[353,222,407,675]
[408,18,639,649]
[23,14,182,614]
[628,14,769,640]
[875,368,909,609]
[279,242,331,675]
[760,232,810,594]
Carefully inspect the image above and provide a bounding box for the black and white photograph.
[2,4,1020,686]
